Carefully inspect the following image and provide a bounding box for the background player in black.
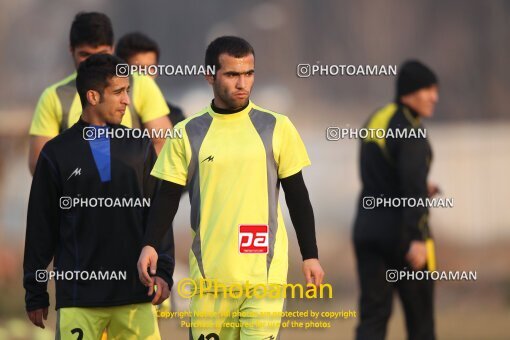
[23,54,173,335]
[116,32,188,314]
[353,60,439,340]
[116,32,186,126]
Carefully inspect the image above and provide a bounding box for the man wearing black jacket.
[354,60,439,340]
[23,54,173,339]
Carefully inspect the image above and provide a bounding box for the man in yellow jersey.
[353,60,440,340]
[137,36,325,340]
[28,12,171,175]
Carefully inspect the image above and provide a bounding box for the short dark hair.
[116,32,160,63]
[76,54,124,107]
[70,12,114,49]
[205,36,255,72]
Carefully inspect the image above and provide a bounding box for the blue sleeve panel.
[88,126,111,182]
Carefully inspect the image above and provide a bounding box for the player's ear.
[205,73,215,85]
[86,90,100,106]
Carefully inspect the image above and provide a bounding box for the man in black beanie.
[353,60,439,340]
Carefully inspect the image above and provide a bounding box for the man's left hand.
[302,258,325,288]
[148,276,170,305]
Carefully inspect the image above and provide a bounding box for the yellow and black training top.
[29,72,169,136]
[150,101,311,288]
[356,102,432,241]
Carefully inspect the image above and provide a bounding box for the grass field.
[2,231,509,339]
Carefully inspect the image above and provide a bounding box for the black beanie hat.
[396,60,438,98]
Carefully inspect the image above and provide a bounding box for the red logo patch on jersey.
[239,225,269,254]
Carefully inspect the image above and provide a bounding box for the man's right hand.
[137,245,158,286]
[27,307,48,329]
